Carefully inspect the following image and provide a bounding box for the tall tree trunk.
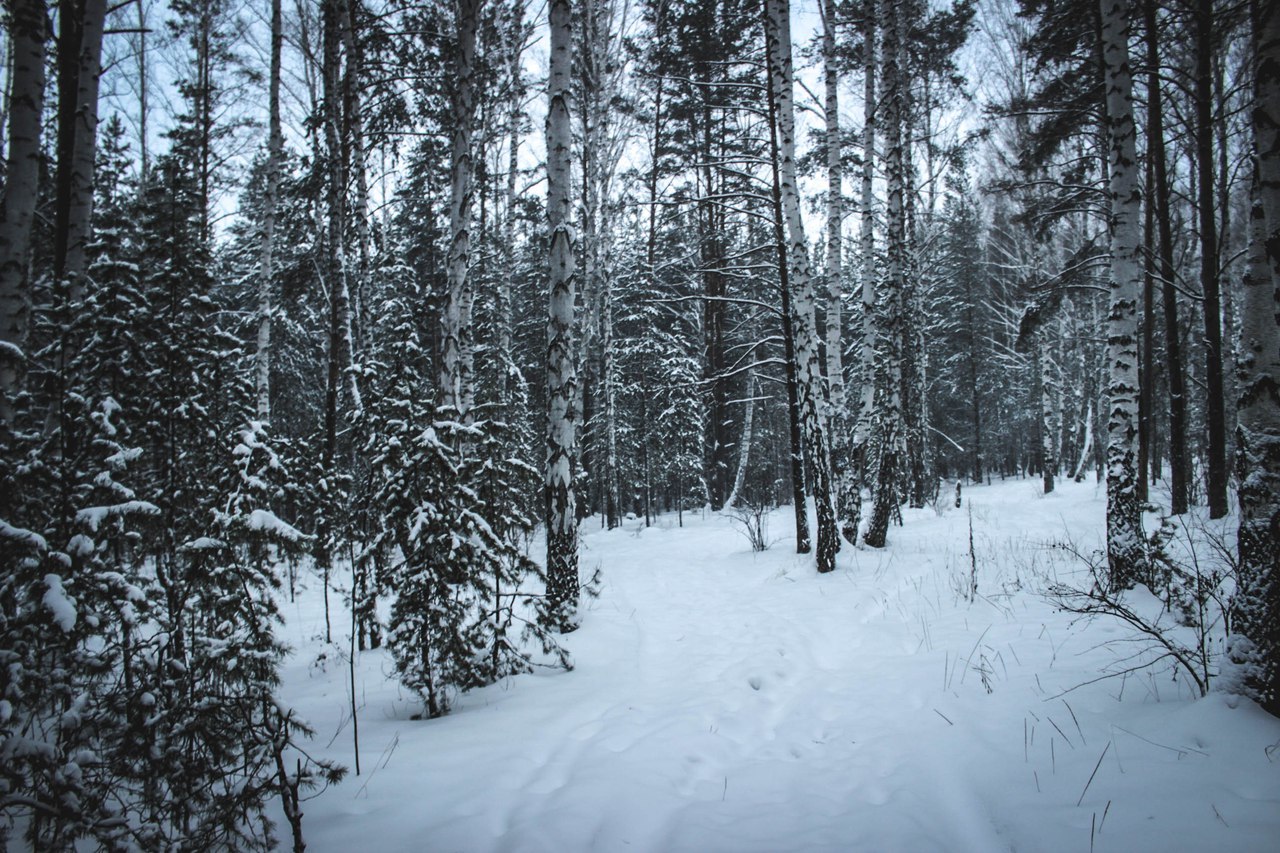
[1227,0,1280,717]
[136,0,149,188]
[340,0,373,361]
[0,0,46,419]
[256,0,283,423]
[1196,0,1228,518]
[53,0,106,299]
[765,0,838,573]
[498,0,525,417]
[545,0,579,628]
[863,0,905,550]
[763,20,811,557]
[822,0,843,413]
[439,0,481,416]
[1143,0,1189,514]
[844,4,877,545]
[1099,0,1145,587]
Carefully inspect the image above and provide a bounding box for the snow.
[76,500,161,532]
[0,519,47,551]
[279,478,1280,852]
[42,574,77,632]
[245,508,307,542]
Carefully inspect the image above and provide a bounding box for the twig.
[1077,742,1111,806]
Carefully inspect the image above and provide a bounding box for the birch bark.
[1098,0,1145,587]
[1227,0,1280,717]
[766,0,838,573]
[439,0,482,417]
[546,0,580,626]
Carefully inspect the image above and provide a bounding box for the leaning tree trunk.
[863,0,905,551]
[256,0,283,423]
[765,0,838,573]
[0,0,47,420]
[1227,0,1280,717]
[439,0,481,416]
[1099,0,1145,588]
[545,0,579,628]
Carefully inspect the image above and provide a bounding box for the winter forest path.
[282,479,1280,853]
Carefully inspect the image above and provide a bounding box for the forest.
[0,0,1278,846]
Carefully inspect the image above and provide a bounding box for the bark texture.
[1227,0,1280,717]
[766,0,838,573]
[1099,0,1145,587]
[0,0,47,416]
[546,0,580,627]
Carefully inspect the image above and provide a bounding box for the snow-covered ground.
[277,478,1280,852]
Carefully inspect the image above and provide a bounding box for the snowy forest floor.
[277,478,1280,852]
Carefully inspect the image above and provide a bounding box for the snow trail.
[280,479,1280,852]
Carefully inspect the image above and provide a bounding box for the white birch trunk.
[822,0,843,413]
[1226,0,1280,716]
[439,0,482,418]
[853,9,877,449]
[722,363,758,512]
[1099,0,1145,586]
[766,0,838,573]
[545,0,579,626]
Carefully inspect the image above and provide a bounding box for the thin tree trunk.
[1143,0,1189,514]
[136,0,149,188]
[439,0,481,416]
[1039,336,1055,494]
[765,0,838,573]
[1196,0,1228,518]
[763,35,811,557]
[822,0,843,413]
[723,362,757,512]
[498,2,524,416]
[340,0,372,351]
[0,0,46,418]
[1099,0,1145,587]
[53,0,106,299]
[864,0,905,551]
[256,0,283,423]
[545,0,579,628]
[845,4,877,545]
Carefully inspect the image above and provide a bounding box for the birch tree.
[439,0,483,416]
[822,0,843,413]
[1098,0,1144,587]
[765,0,838,573]
[842,4,877,545]
[546,0,580,626]
[863,0,905,551]
[1227,0,1280,717]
